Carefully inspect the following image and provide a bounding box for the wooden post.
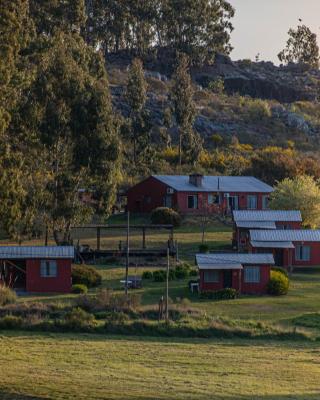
[142,227,146,249]
[165,246,170,323]
[125,212,130,297]
[97,227,101,251]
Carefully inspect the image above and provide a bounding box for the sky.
[228,0,320,63]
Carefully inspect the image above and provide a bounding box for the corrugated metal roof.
[196,253,274,267]
[250,230,320,242]
[153,175,273,193]
[251,241,295,249]
[198,263,243,270]
[236,221,276,229]
[233,210,302,222]
[0,246,75,259]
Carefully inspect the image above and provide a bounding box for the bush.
[0,315,23,329]
[246,98,271,122]
[0,286,16,306]
[153,270,166,282]
[267,271,289,296]
[142,271,153,280]
[150,207,181,227]
[72,284,88,294]
[74,294,96,312]
[200,288,238,300]
[72,265,102,288]
[271,267,289,278]
[198,243,209,253]
[174,265,190,280]
[64,307,96,330]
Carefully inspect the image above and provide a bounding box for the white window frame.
[244,266,260,283]
[40,260,57,278]
[262,195,269,210]
[295,245,311,261]
[188,195,198,209]
[203,270,219,283]
[208,193,220,206]
[247,195,257,210]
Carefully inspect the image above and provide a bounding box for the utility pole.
[165,246,170,323]
[125,211,130,297]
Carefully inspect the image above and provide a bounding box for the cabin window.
[144,195,151,204]
[40,260,57,278]
[188,195,198,209]
[203,270,219,283]
[244,266,260,283]
[208,193,220,205]
[295,245,311,261]
[247,195,257,210]
[262,195,269,210]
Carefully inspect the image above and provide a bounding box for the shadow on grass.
[0,392,48,400]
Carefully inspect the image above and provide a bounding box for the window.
[244,266,260,283]
[188,195,198,209]
[295,245,311,261]
[262,195,269,210]
[208,193,220,205]
[40,260,57,278]
[204,270,219,283]
[247,195,257,210]
[164,195,172,208]
[144,195,151,204]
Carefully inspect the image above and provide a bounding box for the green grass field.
[0,332,319,400]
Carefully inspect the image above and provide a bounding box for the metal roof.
[196,253,274,267]
[236,221,276,229]
[250,230,320,242]
[233,210,302,222]
[250,241,295,249]
[199,263,243,270]
[153,175,273,193]
[0,246,75,259]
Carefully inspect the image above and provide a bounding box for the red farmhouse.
[0,246,74,293]
[127,174,273,215]
[250,230,320,268]
[232,210,302,250]
[196,253,274,295]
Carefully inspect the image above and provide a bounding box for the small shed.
[0,246,74,293]
[196,253,274,295]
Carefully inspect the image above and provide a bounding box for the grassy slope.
[0,332,319,400]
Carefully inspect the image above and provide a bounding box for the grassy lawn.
[0,332,319,400]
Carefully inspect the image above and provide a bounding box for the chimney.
[189,173,203,187]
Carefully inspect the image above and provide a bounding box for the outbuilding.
[196,253,275,295]
[232,210,302,250]
[0,246,74,293]
[250,230,320,268]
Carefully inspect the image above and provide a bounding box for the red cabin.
[127,174,273,215]
[232,210,302,250]
[0,246,74,293]
[249,230,320,268]
[196,253,274,295]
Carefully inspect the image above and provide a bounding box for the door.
[228,196,239,210]
[274,249,283,266]
[164,195,172,208]
[223,270,233,288]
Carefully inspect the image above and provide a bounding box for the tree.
[125,58,152,169]
[169,53,202,165]
[278,24,319,68]
[270,176,320,228]
[14,32,121,243]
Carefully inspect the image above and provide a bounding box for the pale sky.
[228,0,320,63]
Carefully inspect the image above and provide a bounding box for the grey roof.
[251,241,295,249]
[0,246,75,259]
[198,263,243,270]
[233,210,302,222]
[250,230,320,242]
[236,221,276,229]
[196,253,274,268]
[153,175,273,193]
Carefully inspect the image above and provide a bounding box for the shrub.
[72,284,88,294]
[174,265,190,280]
[74,294,96,312]
[246,98,271,122]
[198,243,209,253]
[150,207,181,227]
[200,288,238,300]
[189,269,198,277]
[153,270,166,282]
[0,286,17,306]
[267,271,289,296]
[271,267,289,278]
[72,265,102,288]
[0,315,23,329]
[142,271,153,280]
[64,307,96,330]
[208,78,224,94]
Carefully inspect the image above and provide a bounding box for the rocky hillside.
[107,50,320,151]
